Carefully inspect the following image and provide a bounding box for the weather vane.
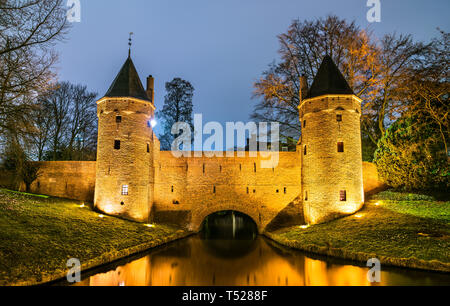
[128,32,134,57]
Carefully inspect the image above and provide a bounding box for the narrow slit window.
[114,140,121,150]
[254,163,256,172]
[213,186,216,194]
[337,142,344,153]
[116,116,122,123]
[171,186,174,193]
[121,185,129,195]
[340,190,347,201]
[147,143,150,153]
[246,187,249,194]
[284,187,287,194]
[305,191,308,201]
[303,120,306,128]
[336,114,342,122]
[304,145,307,155]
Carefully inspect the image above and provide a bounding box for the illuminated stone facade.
[91,54,366,230]
[16,55,374,231]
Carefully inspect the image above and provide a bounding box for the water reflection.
[74,212,450,286]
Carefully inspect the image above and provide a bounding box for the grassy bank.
[0,189,190,286]
[266,190,450,272]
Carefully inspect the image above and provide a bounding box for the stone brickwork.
[153,151,302,232]
[7,55,387,232]
[94,97,155,222]
[27,161,96,201]
[299,95,365,224]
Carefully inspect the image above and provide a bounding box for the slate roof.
[306,55,354,99]
[103,56,151,102]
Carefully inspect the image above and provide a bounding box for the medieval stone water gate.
[90,54,366,232]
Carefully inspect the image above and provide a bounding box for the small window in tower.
[147,143,150,153]
[336,114,342,122]
[246,187,249,194]
[122,185,129,196]
[304,145,307,155]
[171,186,174,193]
[305,191,308,201]
[254,163,256,172]
[116,116,122,123]
[303,120,306,128]
[340,190,347,201]
[147,121,151,128]
[114,140,121,150]
[213,186,216,194]
[337,142,344,153]
[284,187,287,194]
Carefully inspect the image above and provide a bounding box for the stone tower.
[299,55,364,224]
[94,55,156,222]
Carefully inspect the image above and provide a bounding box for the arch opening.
[200,210,258,240]
[199,210,258,258]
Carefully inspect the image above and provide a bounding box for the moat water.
[70,211,449,286]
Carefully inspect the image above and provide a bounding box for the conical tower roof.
[103,56,150,102]
[306,55,354,99]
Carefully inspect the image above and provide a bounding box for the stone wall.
[153,151,303,232]
[94,97,155,222]
[300,95,364,224]
[362,162,386,195]
[28,161,96,202]
[0,158,384,231]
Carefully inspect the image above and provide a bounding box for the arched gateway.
[94,54,364,230]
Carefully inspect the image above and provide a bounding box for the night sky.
[56,0,449,133]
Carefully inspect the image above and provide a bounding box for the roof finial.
[128,32,134,58]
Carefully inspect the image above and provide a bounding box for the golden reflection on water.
[77,236,376,286]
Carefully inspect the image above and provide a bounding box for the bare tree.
[408,30,449,155]
[252,15,427,148]
[36,82,97,161]
[0,0,69,137]
[252,15,380,138]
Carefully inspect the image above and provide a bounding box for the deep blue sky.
[56,0,449,130]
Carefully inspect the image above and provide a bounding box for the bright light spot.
[119,281,125,286]
[144,224,155,228]
[79,203,85,208]
[354,214,364,218]
[299,225,310,229]
[150,119,157,128]
[103,204,116,214]
[98,214,105,218]
[375,202,380,206]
